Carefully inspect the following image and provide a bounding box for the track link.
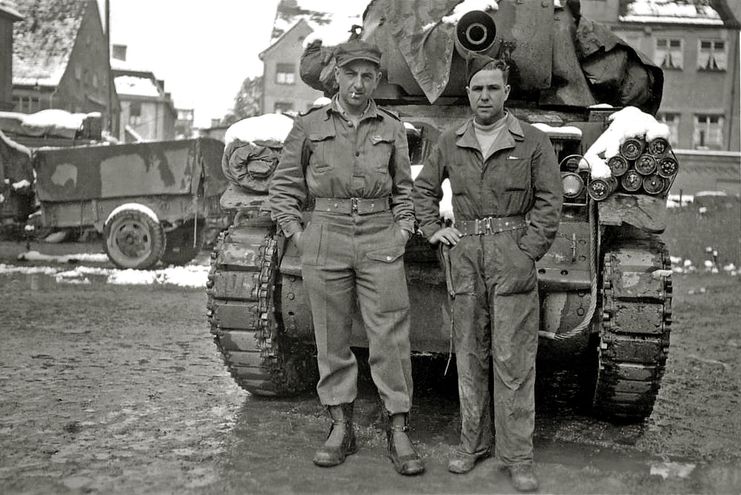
[207,223,316,396]
[593,238,672,421]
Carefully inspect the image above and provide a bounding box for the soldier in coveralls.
[413,56,562,492]
[269,40,424,476]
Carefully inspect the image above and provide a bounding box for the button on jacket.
[413,112,562,261]
[269,98,415,237]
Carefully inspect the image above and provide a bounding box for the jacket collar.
[455,111,524,153]
[325,95,379,121]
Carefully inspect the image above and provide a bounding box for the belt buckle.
[484,217,493,235]
[351,197,359,214]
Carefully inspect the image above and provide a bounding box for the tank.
[207,0,673,422]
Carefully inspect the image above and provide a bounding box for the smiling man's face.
[466,68,510,125]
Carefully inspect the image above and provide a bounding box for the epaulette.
[299,104,328,117]
[377,106,401,121]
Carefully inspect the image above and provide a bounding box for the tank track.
[593,237,672,421]
[206,223,316,396]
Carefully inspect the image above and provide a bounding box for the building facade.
[10,0,118,131]
[259,19,323,115]
[582,0,740,152]
[175,108,195,139]
[0,1,22,111]
[113,68,176,142]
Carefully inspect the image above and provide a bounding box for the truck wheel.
[104,209,166,269]
[162,221,204,266]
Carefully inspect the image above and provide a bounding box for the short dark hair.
[468,58,510,84]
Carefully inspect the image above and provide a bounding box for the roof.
[619,0,738,27]
[11,0,91,87]
[114,75,162,98]
[0,0,23,20]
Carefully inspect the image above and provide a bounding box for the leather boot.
[506,463,539,492]
[313,403,358,467]
[386,413,425,476]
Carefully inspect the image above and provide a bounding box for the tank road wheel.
[162,220,205,266]
[593,238,672,422]
[104,209,166,270]
[206,224,317,396]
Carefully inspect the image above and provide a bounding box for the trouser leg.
[302,261,358,406]
[355,239,412,414]
[490,286,539,465]
[448,237,492,456]
[452,290,493,456]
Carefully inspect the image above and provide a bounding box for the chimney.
[112,44,127,61]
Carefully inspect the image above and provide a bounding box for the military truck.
[31,138,227,269]
[1,112,228,269]
[207,0,674,422]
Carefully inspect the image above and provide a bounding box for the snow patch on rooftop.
[0,109,96,136]
[621,0,723,25]
[114,75,162,98]
[224,113,295,146]
[627,0,720,19]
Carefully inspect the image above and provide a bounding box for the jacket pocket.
[497,158,531,192]
[366,245,409,312]
[308,131,335,173]
[369,133,395,173]
[494,231,536,295]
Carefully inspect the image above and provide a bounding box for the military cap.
[465,53,507,84]
[334,39,382,67]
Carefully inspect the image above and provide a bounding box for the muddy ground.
[0,240,740,494]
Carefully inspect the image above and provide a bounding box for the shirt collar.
[328,94,379,121]
[455,111,525,153]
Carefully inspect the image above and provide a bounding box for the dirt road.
[0,241,739,494]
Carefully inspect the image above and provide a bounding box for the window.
[275,63,296,85]
[273,101,294,114]
[12,95,40,113]
[92,73,99,88]
[657,113,680,147]
[694,114,724,149]
[129,101,142,125]
[698,40,726,71]
[654,38,683,70]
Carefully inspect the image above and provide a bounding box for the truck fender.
[104,203,159,227]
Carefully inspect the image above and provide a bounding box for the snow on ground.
[2,252,210,288]
[224,113,294,145]
[17,251,109,263]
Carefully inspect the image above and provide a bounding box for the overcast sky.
[97,0,280,128]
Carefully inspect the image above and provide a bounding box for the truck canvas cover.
[33,138,227,203]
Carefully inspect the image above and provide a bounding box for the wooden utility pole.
[106,0,113,133]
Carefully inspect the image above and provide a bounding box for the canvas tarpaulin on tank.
[364,0,462,103]
[221,140,281,194]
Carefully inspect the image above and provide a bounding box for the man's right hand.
[429,227,462,246]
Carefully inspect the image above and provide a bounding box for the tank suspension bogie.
[207,225,317,396]
[593,238,672,421]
